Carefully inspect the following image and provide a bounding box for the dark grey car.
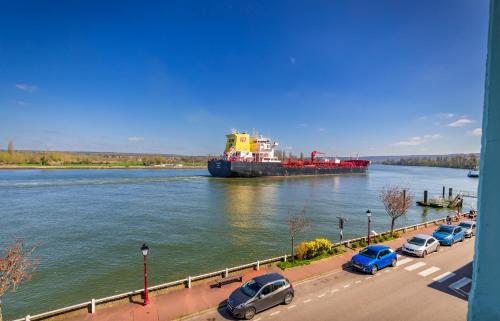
[227,273,294,320]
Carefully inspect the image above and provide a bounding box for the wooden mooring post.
[442,186,445,198]
[449,188,453,198]
[424,190,428,204]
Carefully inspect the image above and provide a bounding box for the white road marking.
[397,254,403,259]
[355,280,361,284]
[287,305,296,310]
[396,258,414,266]
[304,299,313,303]
[405,262,426,271]
[318,293,326,298]
[450,277,472,290]
[418,266,441,277]
[365,276,372,280]
[343,284,351,288]
[254,318,261,321]
[384,269,391,273]
[270,311,281,316]
[331,289,339,294]
[432,271,456,283]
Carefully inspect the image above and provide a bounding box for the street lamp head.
[366,209,372,217]
[141,243,149,256]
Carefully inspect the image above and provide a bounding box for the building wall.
[468,1,500,320]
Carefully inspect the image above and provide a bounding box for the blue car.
[432,225,465,246]
[351,245,397,275]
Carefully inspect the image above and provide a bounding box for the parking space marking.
[343,284,351,288]
[270,311,281,316]
[397,254,403,259]
[355,280,361,284]
[254,318,261,321]
[287,305,296,310]
[405,262,426,271]
[331,288,339,294]
[384,269,391,273]
[449,277,472,290]
[304,299,313,303]
[365,276,372,280]
[318,293,326,298]
[432,271,456,283]
[396,258,414,266]
[418,266,441,277]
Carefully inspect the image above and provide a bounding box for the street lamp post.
[141,243,150,306]
[366,210,372,245]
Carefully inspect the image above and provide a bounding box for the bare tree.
[0,240,39,321]
[7,141,13,156]
[288,208,312,262]
[380,186,413,236]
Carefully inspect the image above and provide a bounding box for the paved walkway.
[65,220,465,321]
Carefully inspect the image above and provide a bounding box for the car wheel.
[244,307,256,320]
[284,292,294,305]
[422,250,427,258]
[391,258,397,267]
[371,265,378,275]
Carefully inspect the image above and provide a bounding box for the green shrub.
[359,239,368,247]
[392,231,401,238]
[351,242,358,249]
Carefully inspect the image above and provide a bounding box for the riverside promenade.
[57,222,461,321]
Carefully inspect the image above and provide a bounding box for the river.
[0,165,478,319]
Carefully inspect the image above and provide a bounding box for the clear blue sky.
[0,0,490,156]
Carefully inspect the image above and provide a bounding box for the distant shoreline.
[0,165,207,170]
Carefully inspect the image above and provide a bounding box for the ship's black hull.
[208,160,368,178]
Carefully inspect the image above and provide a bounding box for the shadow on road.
[427,261,473,301]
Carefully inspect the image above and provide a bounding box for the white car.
[402,234,440,258]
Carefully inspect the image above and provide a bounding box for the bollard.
[425,223,428,228]
[256,260,260,271]
[284,255,287,262]
[25,315,31,321]
[449,188,453,198]
[91,298,96,314]
[225,268,228,278]
[188,276,192,288]
[442,186,445,198]
[424,190,428,204]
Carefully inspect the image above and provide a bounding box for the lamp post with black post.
[366,210,372,245]
[141,243,150,306]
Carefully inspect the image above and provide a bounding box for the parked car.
[351,245,397,275]
[402,234,440,257]
[227,273,294,320]
[432,225,465,245]
[458,221,477,238]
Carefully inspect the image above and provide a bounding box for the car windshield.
[408,237,426,246]
[436,226,454,234]
[459,223,472,228]
[240,279,262,297]
[359,248,378,259]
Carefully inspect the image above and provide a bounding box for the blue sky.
[0,1,490,156]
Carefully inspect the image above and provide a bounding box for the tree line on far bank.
[0,141,208,167]
[381,154,479,169]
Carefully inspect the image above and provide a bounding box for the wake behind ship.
[208,132,370,178]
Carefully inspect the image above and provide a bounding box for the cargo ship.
[208,132,370,178]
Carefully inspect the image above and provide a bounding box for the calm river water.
[0,165,478,319]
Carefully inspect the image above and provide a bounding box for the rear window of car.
[459,223,472,228]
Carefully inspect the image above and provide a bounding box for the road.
[182,236,474,321]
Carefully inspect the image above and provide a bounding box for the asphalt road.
[183,236,474,321]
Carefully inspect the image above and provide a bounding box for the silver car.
[402,234,440,258]
[458,221,476,237]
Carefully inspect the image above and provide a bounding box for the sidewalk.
[64,221,461,321]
